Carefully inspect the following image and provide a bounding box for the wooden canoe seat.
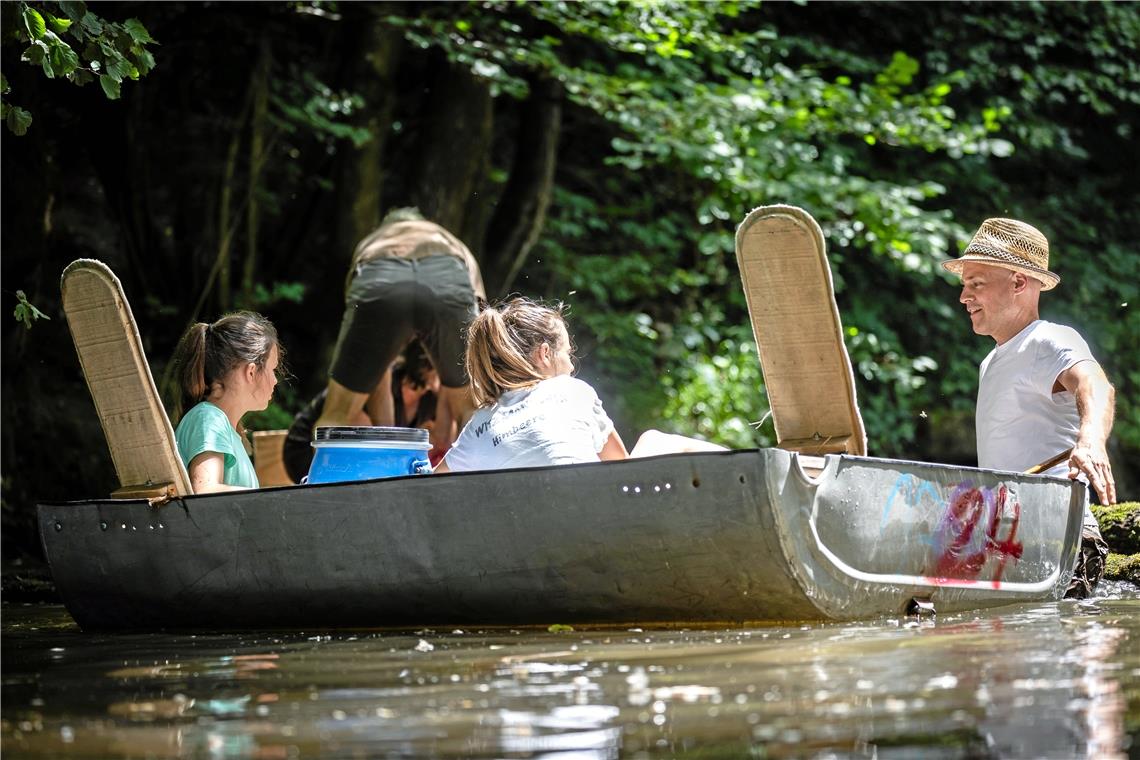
[735,205,868,457]
[61,259,193,497]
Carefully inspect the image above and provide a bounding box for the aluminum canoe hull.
[37,448,1085,630]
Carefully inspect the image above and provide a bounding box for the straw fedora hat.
[942,218,1060,290]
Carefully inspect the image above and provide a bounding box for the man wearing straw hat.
[943,217,1115,598]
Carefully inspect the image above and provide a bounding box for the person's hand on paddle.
[1068,441,1116,505]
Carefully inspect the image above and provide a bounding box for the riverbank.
[1095,502,1140,584]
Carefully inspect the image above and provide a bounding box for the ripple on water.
[1,594,1138,758]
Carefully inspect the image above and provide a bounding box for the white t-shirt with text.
[444,375,615,472]
[976,319,1095,478]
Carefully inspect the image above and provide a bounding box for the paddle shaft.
[1023,448,1073,475]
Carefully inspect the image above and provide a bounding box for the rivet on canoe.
[54,521,63,532]
[100,521,108,531]
[121,523,127,530]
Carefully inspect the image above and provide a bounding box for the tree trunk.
[339,18,403,256]
[241,38,272,303]
[482,76,563,296]
[410,56,493,241]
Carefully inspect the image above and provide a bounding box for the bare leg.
[433,384,476,452]
[315,378,370,432]
[629,429,727,458]
[363,367,395,426]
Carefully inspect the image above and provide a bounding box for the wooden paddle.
[1023,448,1073,475]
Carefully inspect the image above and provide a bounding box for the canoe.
[40,206,1086,631]
[37,448,1084,630]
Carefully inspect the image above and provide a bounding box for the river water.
[3,589,1138,759]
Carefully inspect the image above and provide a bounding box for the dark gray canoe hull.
[37,449,1085,630]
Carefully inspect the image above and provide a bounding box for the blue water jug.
[306,426,432,484]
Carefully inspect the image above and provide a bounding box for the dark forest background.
[3,1,1138,557]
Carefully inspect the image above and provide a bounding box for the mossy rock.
[1103,553,1140,584]
[1092,502,1140,555]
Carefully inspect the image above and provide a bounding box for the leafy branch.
[12,290,50,329]
[1,1,157,135]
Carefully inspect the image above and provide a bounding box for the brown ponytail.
[170,311,282,422]
[465,298,569,407]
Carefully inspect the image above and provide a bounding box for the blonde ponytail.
[465,298,568,406]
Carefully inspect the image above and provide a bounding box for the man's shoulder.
[1025,320,1090,352]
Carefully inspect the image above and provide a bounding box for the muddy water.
[3,590,1138,758]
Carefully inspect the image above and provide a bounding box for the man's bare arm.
[1057,360,1116,504]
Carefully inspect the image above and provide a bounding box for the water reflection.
[2,593,1137,758]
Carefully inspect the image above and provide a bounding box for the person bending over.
[316,207,484,454]
[435,298,723,474]
[282,340,441,483]
[170,311,283,493]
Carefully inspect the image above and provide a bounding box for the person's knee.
[316,379,368,428]
[631,429,726,458]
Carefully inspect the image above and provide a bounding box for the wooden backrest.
[735,205,868,456]
[61,259,192,497]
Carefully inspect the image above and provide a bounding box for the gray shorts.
[329,256,476,393]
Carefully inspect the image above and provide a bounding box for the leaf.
[21,41,47,67]
[106,54,133,82]
[6,106,33,136]
[23,7,47,40]
[133,48,156,76]
[46,35,80,78]
[58,1,87,23]
[123,18,155,44]
[80,12,104,37]
[13,291,49,327]
[45,13,73,34]
[547,623,575,633]
[68,69,94,86]
[99,73,120,99]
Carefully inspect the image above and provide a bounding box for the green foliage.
[1,72,33,134]
[242,400,297,433]
[243,385,302,432]
[423,1,1006,455]
[271,67,371,148]
[12,290,49,329]
[422,0,1138,475]
[1,0,157,133]
[245,281,307,310]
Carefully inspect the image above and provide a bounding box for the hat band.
[963,241,1048,273]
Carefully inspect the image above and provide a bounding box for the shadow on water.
[2,587,1138,758]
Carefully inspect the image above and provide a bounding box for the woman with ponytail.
[437,298,722,473]
[170,311,283,493]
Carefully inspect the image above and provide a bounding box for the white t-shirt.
[976,320,1095,477]
[444,375,616,472]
